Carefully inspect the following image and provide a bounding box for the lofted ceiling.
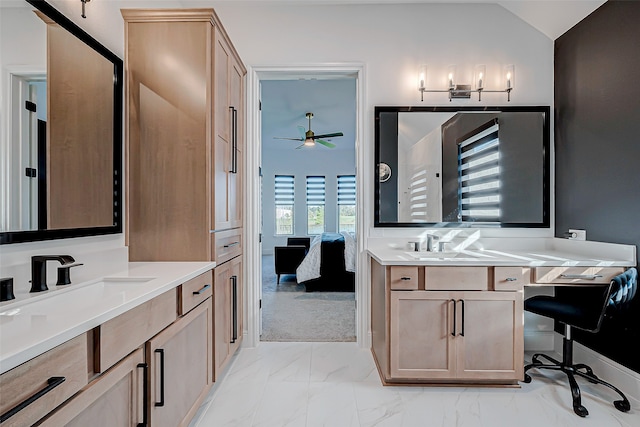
[237,0,605,153]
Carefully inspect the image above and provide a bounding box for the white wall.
[211,1,554,240]
[262,148,355,254]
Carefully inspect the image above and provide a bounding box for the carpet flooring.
[260,255,356,342]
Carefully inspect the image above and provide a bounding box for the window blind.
[457,119,500,222]
[337,175,356,205]
[306,176,326,205]
[274,175,294,205]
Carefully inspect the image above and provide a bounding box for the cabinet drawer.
[95,289,176,373]
[494,267,531,290]
[39,348,145,427]
[0,334,88,427]
[390,266,420,290]
[425,267,488,290]
[179,271,213,316]
[533,267,624,284]
[212,228,242,264]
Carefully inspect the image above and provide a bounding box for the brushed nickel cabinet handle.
[559,274,603,280]
[223,241,240,248]
[506,277,518,282]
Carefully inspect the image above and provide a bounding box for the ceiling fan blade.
[295,143,306,149]
[316,139,336,148]
[274,137,304,141]
[313,132,343,139]
[297,125,306,140]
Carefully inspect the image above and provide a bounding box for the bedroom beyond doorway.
[259,76,357,343]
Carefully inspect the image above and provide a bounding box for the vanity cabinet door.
[213,255,243,381]
[39,348,145,427]
[389,291,456,380]
[147,298,212,427]
[455,291,523,381]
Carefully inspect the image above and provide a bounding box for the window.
[274,175,294,235]
[337,175,356,233]
[306,176,325,235]
[457,119,501,222]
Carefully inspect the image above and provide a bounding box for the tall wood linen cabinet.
[122,9,245,382]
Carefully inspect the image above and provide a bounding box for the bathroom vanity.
[368,238,635,386]
[0,262,214,427]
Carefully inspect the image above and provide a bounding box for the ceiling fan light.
[304,138,315,147]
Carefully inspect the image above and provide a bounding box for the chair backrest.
[608,267,637,310]
[591,267,638,333]
[287,237,311,250]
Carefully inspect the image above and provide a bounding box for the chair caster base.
[614,399,631,412]
[574,405,589,417]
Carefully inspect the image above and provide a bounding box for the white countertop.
[367,238,636,267]
[0,261,214,374]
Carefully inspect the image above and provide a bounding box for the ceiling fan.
[274,112,343,149]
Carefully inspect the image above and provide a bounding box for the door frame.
[244,63,367,348]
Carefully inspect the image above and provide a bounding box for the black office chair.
[523,267,637,417]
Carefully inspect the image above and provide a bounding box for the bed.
[295,232,356,292]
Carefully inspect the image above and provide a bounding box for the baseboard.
[524,330,555,351]
[552,333,640,405]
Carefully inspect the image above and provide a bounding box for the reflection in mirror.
[0,0,122,243]
[375,106,550,228]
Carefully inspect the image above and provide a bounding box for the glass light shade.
[304,138,315,147]
[447,65,456,89]
[504,64,515,89]
[418,64,427,90]
[474,64,486,90]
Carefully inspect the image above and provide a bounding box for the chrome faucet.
[30,255,76,292]
[426,235,440,252]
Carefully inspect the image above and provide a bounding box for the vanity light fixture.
[418,64,514,102]
[81,0,90,19]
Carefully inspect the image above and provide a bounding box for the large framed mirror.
[0,0,123,244]
[375,106,550,228]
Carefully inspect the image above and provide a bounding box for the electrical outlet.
[568,229,586,241]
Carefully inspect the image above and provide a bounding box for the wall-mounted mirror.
[0,0,123,244]
[375,106,550,228]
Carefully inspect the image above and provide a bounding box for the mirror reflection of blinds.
[274,175,294,205]
[457,119,500,222]
[306,176,326,205]
[409,168,428,222]
[337,175,356,205]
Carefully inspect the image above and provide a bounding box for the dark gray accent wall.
[554,0,640,373]
[377,112,399,222]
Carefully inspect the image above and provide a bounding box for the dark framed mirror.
[375,106,550,228]
[0,0,122,244]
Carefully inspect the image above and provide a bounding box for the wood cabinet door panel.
[147,300,212,427]
[390,291,455,379]
[456,291,523,381]
[213,262,231,379]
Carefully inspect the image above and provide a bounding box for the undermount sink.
[0,276,156,319]
[404,251,462,260]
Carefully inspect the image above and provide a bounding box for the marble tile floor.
[190,342,639,427]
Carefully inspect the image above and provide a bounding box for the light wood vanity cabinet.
[372,260,524,385]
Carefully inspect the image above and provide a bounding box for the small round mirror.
[379,163,392,182]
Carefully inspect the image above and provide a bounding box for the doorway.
[244,65,366,348]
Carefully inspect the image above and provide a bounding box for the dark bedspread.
[303,232,355,292]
